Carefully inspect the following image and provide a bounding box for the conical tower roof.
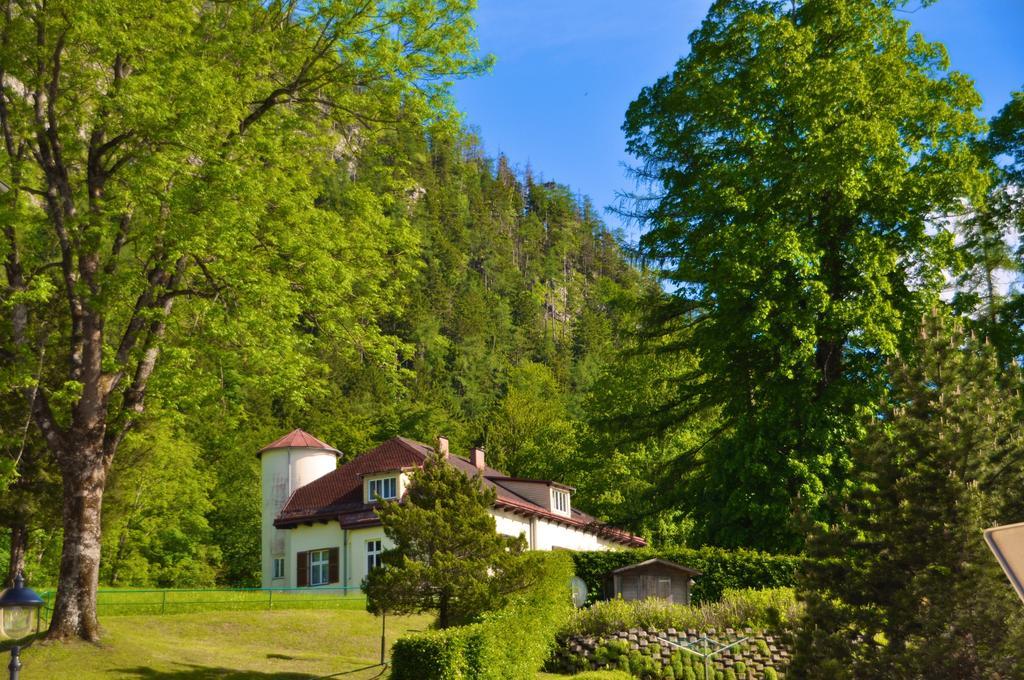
[257,429,340,457]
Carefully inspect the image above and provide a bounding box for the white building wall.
[492,509,532,544]
[272,507,624,589]
[285,521,343,588]
[261,450,290,589]
[532,517,619,551]
[345,526,391,590]
[260,446,337,588]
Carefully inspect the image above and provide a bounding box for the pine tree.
[792,312,1024,678]
[363,452,528,628]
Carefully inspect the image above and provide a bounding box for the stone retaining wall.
[549,627,790,679]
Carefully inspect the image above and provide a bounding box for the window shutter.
[297,551,308,587]
[328,547,340,584]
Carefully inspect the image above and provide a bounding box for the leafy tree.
[0,0,486,640]
[951,185,1024,358]
[100,419,219,587]
[364,452,527,628]
[792,313,1024,678]
[622,0,987,549]
[989,87,1024,186]
[485,361,576,480]
[952,85,1024,359]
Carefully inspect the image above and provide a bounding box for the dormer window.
[368,476,397,502]
[552,488,570,515]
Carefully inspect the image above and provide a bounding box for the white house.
[259,429,645,589]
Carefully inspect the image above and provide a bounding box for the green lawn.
[14,609,432,679]
[10,608,605,679]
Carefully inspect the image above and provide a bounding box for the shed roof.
[611,558,702,576]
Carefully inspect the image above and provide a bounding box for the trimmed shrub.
[764,669,778,680]
[390,627,470,680]
[572,548,805,604]
[561,588,800,638]
[390,551,574,679]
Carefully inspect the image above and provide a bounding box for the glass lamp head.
[0,571,44,641]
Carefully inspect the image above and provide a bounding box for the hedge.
[571,546,806,604]
[390,551,574,680]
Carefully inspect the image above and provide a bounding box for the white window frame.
[367,539,383,573]
[553,489,570,513]
[272,557,285,579]
[368,476,397,502]
[309,549,330,586]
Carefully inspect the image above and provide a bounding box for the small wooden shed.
[608,558,701,605]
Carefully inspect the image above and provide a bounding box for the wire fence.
[38,586,366,623]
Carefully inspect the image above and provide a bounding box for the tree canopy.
[622,0,987,550]
[0,0,486,639]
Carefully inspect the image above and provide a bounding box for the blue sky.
[452,0,1024,238]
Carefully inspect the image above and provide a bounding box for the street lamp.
[0,571,44,680]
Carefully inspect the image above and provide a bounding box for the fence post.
[161,590,167,614]
[269,589,273,610]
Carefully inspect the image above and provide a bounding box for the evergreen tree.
[364,452,528,628]
[792,313,1024,678]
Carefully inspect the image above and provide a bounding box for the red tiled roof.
[274,436,646,547]
[275,437,430,525]
[258,429,340,456]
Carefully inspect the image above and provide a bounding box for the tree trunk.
[46,446,108,642]
[438,591,450,629]
[6,524,27,586]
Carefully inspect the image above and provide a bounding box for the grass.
[14,608,588,679]
[14,608,432,679]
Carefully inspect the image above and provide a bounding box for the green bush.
[390,552,573,679]
[561,588,800,638]
[571,548,805,604]
[724,669,737,680]
[733,661,746,677]
[763,669,778,680]
[390,627,470,680]
[682,669,697,680]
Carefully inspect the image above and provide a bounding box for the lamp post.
[0,571,44,680]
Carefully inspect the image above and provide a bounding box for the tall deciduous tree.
[622,0,987,549]
[792,313,1024,678]
[0,0,486,640]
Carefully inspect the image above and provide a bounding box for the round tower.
[257,429,340,587]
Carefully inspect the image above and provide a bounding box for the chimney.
[471,446,486,472]
[437,436,449,459]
